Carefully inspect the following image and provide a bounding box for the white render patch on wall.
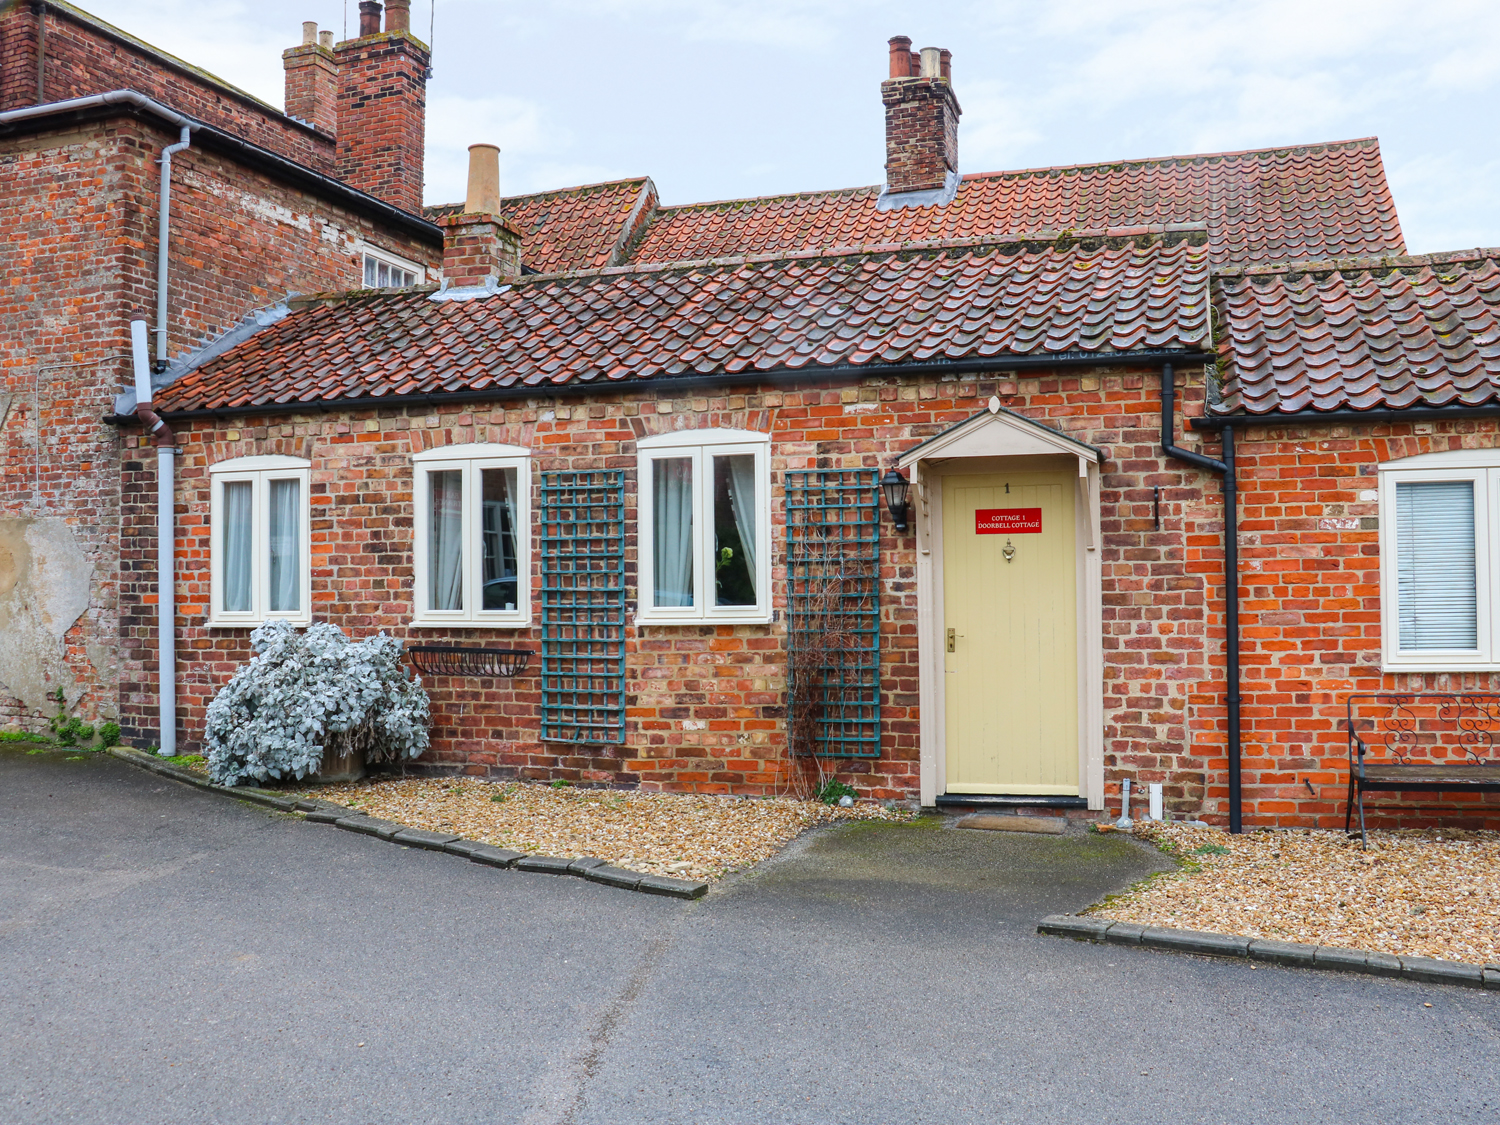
[0,518,96,716]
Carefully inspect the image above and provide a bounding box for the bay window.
[209,456,312,627]
[637,430,771,624]
[412,444,531,626]
[1379,450,1500,671]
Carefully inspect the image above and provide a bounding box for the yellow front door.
[942,468,1079,794]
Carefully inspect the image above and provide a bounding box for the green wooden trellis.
[539,471,626,743]
[785,469,882,758]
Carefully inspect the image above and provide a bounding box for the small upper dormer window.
[362,245,422,289]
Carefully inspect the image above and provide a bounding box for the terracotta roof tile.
[424,177,654,274]
[1215,250,1500,414]
[628,138,1402,268]
[157,233,1211,413]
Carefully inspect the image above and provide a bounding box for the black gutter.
[102,349,1214,424]
[1161,362,1242,834]
[0,96,442,246]
[1191,403,1500,430]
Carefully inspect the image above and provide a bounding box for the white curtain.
[1397,480,1477,650]
[429,470,464,611]
[222,480,252,612]
[480,467,518,611]
[653,457,694,607]
[268,478,300,612]
[724,454,758,601]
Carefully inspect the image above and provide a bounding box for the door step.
[935,793,1088,809]
[956,813,1065,835]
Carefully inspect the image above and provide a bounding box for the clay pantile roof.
[424,177,654,274]
[155,232,1211,414]
[1215,250,1500,414]
[628,138,1402,269]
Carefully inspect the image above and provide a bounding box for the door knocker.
[1002,538,1016,563]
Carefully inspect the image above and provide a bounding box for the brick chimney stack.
[439,144,523,288]
[882,36,961,198]
[283,21,339,135]
[334,0,430,214]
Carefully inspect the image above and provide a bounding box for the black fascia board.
[0,100,443,246]
[110,349,1215,424]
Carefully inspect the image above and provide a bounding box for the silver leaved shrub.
[205,618,431,786]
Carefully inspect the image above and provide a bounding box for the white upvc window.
[636,429,771,625]
[362,244,424,289]
[1379,450,1500,672]
[412,443,531,627]
[209,456,312,627]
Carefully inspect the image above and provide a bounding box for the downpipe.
[132,319,177,756]
[1160,363,1242,833]
[155,124,193,369]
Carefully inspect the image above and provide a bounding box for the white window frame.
[636,429,772,625]
[209,455,313,628]
[1379,449,1500,672]
[361,243,425,289]
[412,443,532,627]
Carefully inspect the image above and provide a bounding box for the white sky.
[73,0,1500,254]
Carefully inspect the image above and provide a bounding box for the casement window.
[636,429,771,624]
[210,456,312,627]
[1379,450,1500,671]
[362,245,422,289]
[412,444,531,626]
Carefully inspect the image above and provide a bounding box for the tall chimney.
[881,36,961,199]
[439,144,522,288]
[283,21,339,135]
[335,0,430,213]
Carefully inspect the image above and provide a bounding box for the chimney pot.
[385,0,411,33]
[319,29,334,48]
[301,21,318,46]
[358,1,382,37]
[887,35,912,78]
[465,143,502,215]
[939,49,951,80]
[919,47,941,78]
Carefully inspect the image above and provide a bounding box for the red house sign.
[975,507,1042,534]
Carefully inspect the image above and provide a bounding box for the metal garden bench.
[1345,692,1500,845]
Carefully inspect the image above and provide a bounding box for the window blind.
[1396,480,1478,650]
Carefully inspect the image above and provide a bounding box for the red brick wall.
[1,112,438,736]
[334,30,428,214]
[1,3,336,173]
[126,366,1217,808]
[1201,421,1500,831]
[121,366,1500,828]
[0,117,150,730]
[882,77,960,194]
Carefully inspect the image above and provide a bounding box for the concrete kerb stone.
[1038,914,1493,990]
[105,744,711,900]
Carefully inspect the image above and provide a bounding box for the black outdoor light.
[880,466,911,532]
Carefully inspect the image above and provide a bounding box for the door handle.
[946,628,956,653]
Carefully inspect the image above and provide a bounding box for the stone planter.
[312,743,365,784]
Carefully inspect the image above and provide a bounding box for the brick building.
[7,10,1500,830]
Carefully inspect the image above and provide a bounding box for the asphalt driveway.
[2,745,1497,1124]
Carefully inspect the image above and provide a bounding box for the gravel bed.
[293,776,905,881]
[1091,822,1500,965]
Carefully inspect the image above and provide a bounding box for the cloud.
[423,93,623,202]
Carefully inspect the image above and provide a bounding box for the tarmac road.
[3,745,1497,1124]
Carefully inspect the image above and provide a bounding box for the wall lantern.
[880,466,911,532]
